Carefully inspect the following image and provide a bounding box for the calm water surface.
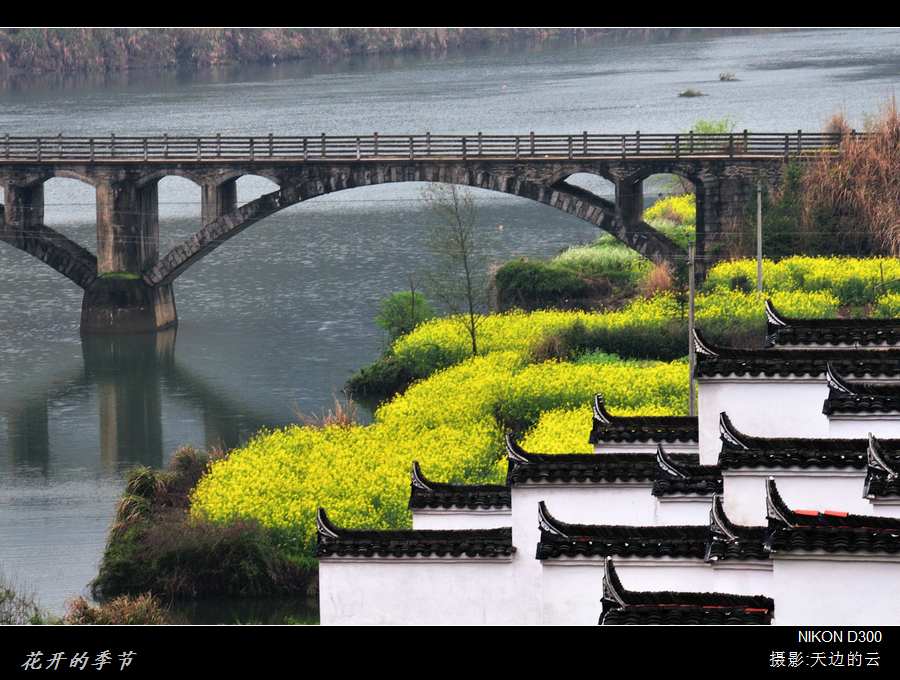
[1,28,899,619]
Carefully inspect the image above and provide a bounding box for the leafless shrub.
[0,573,44,624]
[802,98,900,255]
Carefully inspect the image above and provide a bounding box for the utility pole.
[756,179,763,292]
[688,244,696,417]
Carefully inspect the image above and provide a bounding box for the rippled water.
[1,28,899,619]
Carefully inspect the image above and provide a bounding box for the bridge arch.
[137,168,206,188]
[0,174,99,289]
[235,174,281,207]
[216,169,284,187]
[48,169,101,188]
[144,163,686,288]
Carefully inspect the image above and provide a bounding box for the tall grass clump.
[64,594,172,625]
[802,98,900,256]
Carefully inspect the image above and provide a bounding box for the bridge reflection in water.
[2,329,278,475]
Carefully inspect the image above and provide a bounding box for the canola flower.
[704,257,900,307]
[392,289,840,371]
[643,193,696,227]
[191,281,884,564]
[875,293,900,318]
[522,403,680,454]
[192,349,687,561]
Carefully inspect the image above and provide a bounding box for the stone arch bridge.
[0,132,848,333]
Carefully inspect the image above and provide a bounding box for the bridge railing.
[0,131,863,162]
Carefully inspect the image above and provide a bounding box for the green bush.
[344,354,416,402]
[376,291,435,341]
[551,242,649,282]
[494,259,589,309]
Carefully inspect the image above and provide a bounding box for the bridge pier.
[3,181,45,227]
[201,178,237,225]
[616,177,644,225]
[82,178,176,334]
[81,277,176,335]
[96,179,159,273]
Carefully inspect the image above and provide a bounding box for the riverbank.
[0,28,792,76]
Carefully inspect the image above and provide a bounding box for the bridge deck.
[0,131,858,163]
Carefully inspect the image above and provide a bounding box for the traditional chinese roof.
[599,558,774,625]
[535,501,767,561]
[505,435,698,486]
[694,328,900,380]
[408,461,510,510]
[764,479,900,555]
[717,412,894,470]
[822,363,900,416]
[766,299,900,348]
[864,434,900,499]
[706,494,770,562]
[589,393,697,445]
[652,444,722,497]
[315,508,515,559]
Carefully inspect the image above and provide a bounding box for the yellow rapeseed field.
[192,280,893,561]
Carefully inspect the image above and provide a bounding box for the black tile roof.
[766,299,900,348]
[717,412,899,470]
[865,434,900,499]
[409,461,510,510]
[653,444,722,497]
[694,329,900,380]
[707,495,770,562]
[601,607,774,625]
[599,558,774,625]
[765,479,900,555]
[535,501,767,562]
[589,393,698,445]
[315,509,515,559]
[823,363,900,416]
[505,435,698,486]
[536,501,709,559]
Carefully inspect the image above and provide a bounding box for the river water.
[1,28,899,620]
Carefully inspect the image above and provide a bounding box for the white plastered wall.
[828,415,900,439]
[698,380,830,464]
[723,472,868,525]
[412,509,511,530]
[540,559,773,625]
[318,558,519,625]
[772,558,900,625]
[654,496,713,525]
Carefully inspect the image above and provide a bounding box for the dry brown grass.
[64,594,171,625]
[639,262,674,297]
[295,394,358,428]
[824,111,853,137]
[803,98,900,255]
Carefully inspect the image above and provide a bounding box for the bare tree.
[421,183,490,356]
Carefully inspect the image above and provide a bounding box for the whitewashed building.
[318,302,900,625]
